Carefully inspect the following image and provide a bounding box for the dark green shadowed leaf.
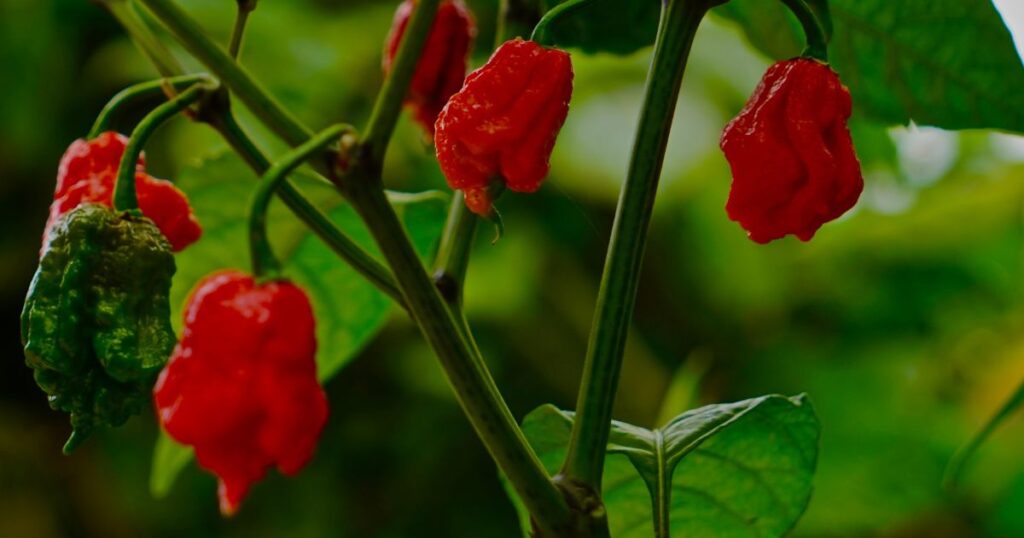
[715,0,1024,132]
[507,395,820,537]
[535,0,661,55]
[149,152,448,498]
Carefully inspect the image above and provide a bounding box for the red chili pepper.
[384,0,475,135]
[434,38,573,216]
[720,58,863,244]
[44,132,202,252]
[153,270,328,515]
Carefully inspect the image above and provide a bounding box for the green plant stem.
[229,0,257,58]
[560,0,711,490]
[249,124,350,279]
[432,192,477,306]
[529,0,585,44]
[209,111,406,306]
[138,0,314,146]
[103,0,183,77]
[944,378,1024,489]
[781,0,829,61]
[361,0,440,167]
[341,177,572,535]
[89,74,213,138]
[114,83,210,211]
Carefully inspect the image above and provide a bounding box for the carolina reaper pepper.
[434,38,574,216]
[21,203,177,451]
[720,58,863,243]
[45,131,202,253]
[154,270,328,515]
[384,0,475,135]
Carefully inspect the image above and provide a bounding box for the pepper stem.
[229,0,257,59]
[248,124,353,280]
[529,0,586,45]
[113,82,212,212]
[89,74,213,139]
[560,0,710,491]
[781,0,829,62]
[361,0,442,166]
[432,192,478,307]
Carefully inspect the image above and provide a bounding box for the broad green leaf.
[536,0,661,55]
[510,395,819,537]
[945,379,1024,488]
[149,152,448,497]
[715,0,1024,132]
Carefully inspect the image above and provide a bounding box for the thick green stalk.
[560,0,711,490]
[114,83,210,211]
[250,124,350,279]
[209,111,405,306]
[89,74,212,138]
[361,0,441,166]
[342,177,572,535]
[138,0,314,146]
[103,0,183,77]
[781,0,829,61]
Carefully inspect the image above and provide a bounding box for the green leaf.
[510,395,820,537]
[149,152,448,497]
[945,379,1024,489]
[536,0,661,55]
[715,0,1024,132]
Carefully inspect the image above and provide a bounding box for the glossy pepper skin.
[154,271,328,515]
[435,38,573,216]
[21,203,177,451]
[45,132,202,253]
[384,0,475,135]
[721,58,863,244]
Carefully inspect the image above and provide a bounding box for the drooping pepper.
[45,131,202,253]
[154,270,328,515]
[384,0,475,135]
[21,203,177,452]
[720,58,863,243]
[434,38,574,216]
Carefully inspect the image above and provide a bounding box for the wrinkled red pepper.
[45,132,202,252]
[384,0,475,135]
[153,270,328,515]
[434,38,573,216]
[720,58,863,243]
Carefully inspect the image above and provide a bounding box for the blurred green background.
[2,0,1023,536]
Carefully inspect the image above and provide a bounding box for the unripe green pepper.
[21,203,176,452]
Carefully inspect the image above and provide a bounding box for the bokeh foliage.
[0,0,1022,536]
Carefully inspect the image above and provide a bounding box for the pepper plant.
[18,0,1024,536]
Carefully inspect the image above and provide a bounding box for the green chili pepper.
[22,203,176,453]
